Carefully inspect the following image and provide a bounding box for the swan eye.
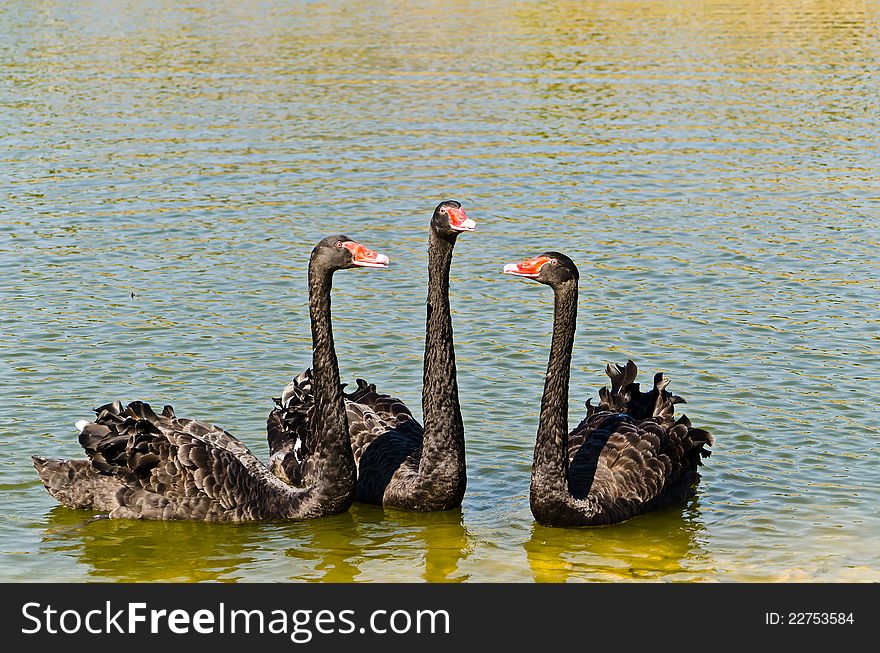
[439,207,447,215]
[550,258,558,265]
[335,241,343,248]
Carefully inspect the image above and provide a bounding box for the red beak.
[502,255,553,278]
[447,207,477,232]
[341,241,390,268]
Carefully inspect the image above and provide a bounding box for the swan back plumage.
[560,361,713,525]
[267,371,425,503]
[53,400,304,521]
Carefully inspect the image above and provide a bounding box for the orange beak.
[502,255,553,278]
[341,241,390,268]
[447,207,477,232]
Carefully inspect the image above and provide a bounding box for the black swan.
[268,201,475,511]
[502,252,713,526]
[32,235,389,521]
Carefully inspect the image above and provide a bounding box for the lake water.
[1,0,878,582]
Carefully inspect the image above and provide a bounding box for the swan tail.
[32,456,122,512]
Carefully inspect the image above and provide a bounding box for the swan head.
[432,200,476,239]
[312,235,390,271]
[502,251,579,285]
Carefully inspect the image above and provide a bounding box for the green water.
[1,0,879,582]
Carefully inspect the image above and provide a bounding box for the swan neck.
[532,279,578,494]
[298,260,355,512]
[419,228,465,481]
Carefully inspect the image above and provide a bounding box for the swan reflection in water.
[40,504,472,582]
[524,502,714,582]
[40,506,262,582]
[40,502,705,582]
[283,505,472,582]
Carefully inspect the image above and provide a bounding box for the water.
[1,0,878,582]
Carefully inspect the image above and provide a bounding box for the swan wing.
[343,378,420,463]
[269,371,422,486]
[566,362,713,521]
[79,400,288,521]
[267,369,313,484]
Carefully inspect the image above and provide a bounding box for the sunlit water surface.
[1,0,879,582]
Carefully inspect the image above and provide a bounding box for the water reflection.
[280,511,362,582]
[39,504,473,582]
[524,503,714,582]
[40,506,261,582]
[371,508,473,582]
[283,506,473,583]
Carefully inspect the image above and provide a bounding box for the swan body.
[33,235,388,521]
[35,401,327,521]
[503,252,713,527]
[269,201,474,512]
